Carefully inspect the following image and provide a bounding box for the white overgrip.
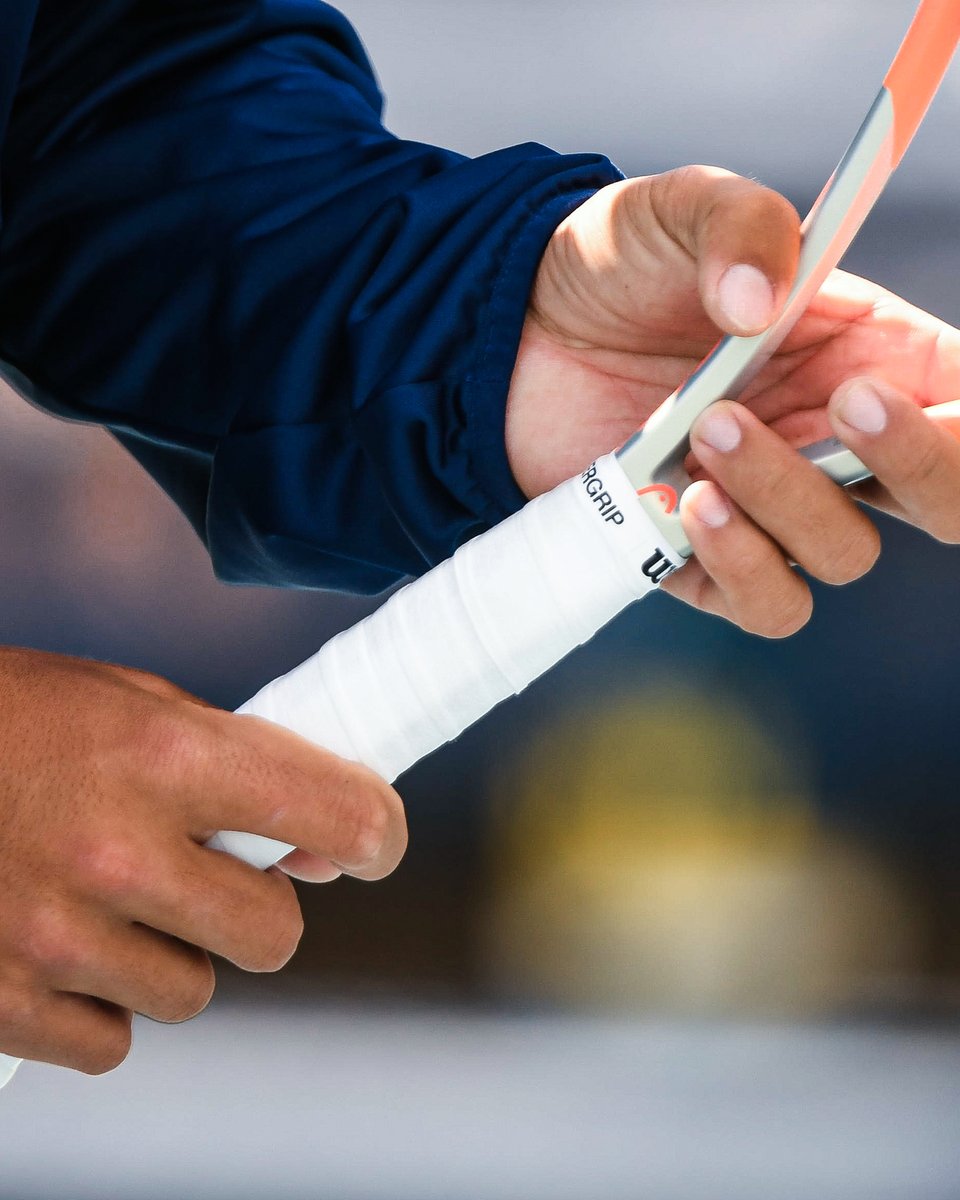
[208,454,684,867]
[0,455,682,1088]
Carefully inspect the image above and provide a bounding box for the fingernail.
[835,380,888,434]
[717,263,776,333]
[695,486,731,529]
[695,405,742,453]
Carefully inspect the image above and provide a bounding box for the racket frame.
[618,0,960,558]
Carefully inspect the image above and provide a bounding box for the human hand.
[506,167,960,636]
[0,648,406,1074]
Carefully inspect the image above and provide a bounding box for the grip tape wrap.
[208,454,682,868]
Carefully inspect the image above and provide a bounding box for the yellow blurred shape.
[482,684,922,1016]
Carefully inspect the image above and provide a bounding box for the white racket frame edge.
[620,89,896,552]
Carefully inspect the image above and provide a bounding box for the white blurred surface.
[1,1003,959,1200]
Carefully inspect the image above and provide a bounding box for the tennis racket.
[2,0,959,1090]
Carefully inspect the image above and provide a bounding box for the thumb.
[646,165,801,337]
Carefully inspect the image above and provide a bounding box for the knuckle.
[662,165,729,217]
[762,592,814,640]
[78,1022,132,1076]
[73,836,142,901]
[751,456,795,506]
[244,883,303,973]
[17,907,85,977]
[900,436,943,493]
[751,183,800,228]
[715,442,791,507]
[155,959,216,1024]
[818,526,882,586]
[110,700,213,801]
[331,787,391,870]
[667,163,714,193]
[129,706,211,791]
[0,987,39,1037]
[735,559,813,637]
[700,170,797,229]
[679,163,732,188]
[648,165,725,228]
[361,789,408,879]
[387,790,409,861]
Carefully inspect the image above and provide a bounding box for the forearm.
[0,0,621,591]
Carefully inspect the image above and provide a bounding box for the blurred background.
[3,1,960,1197]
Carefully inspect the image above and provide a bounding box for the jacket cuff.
[460,185,605,524]
[350,155,623,571]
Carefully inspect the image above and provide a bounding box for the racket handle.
[0,454,680,1090]
[207,454,683,867]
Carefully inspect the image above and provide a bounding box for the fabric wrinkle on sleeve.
[0,0,624,593]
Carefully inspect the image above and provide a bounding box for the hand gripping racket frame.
[622,0,960,553]
[3,0,959,1089]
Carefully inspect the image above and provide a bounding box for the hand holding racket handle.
[3,0,958,1090]
[0,456,678,1087]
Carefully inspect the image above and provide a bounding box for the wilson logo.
[580,464,625,524]
[641,549,677,584]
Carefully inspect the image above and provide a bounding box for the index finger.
[152,707,407,880]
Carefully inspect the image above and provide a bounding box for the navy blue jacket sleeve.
[0,1,622,593]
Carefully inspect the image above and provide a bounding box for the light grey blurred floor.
[2,1003,960,1200]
